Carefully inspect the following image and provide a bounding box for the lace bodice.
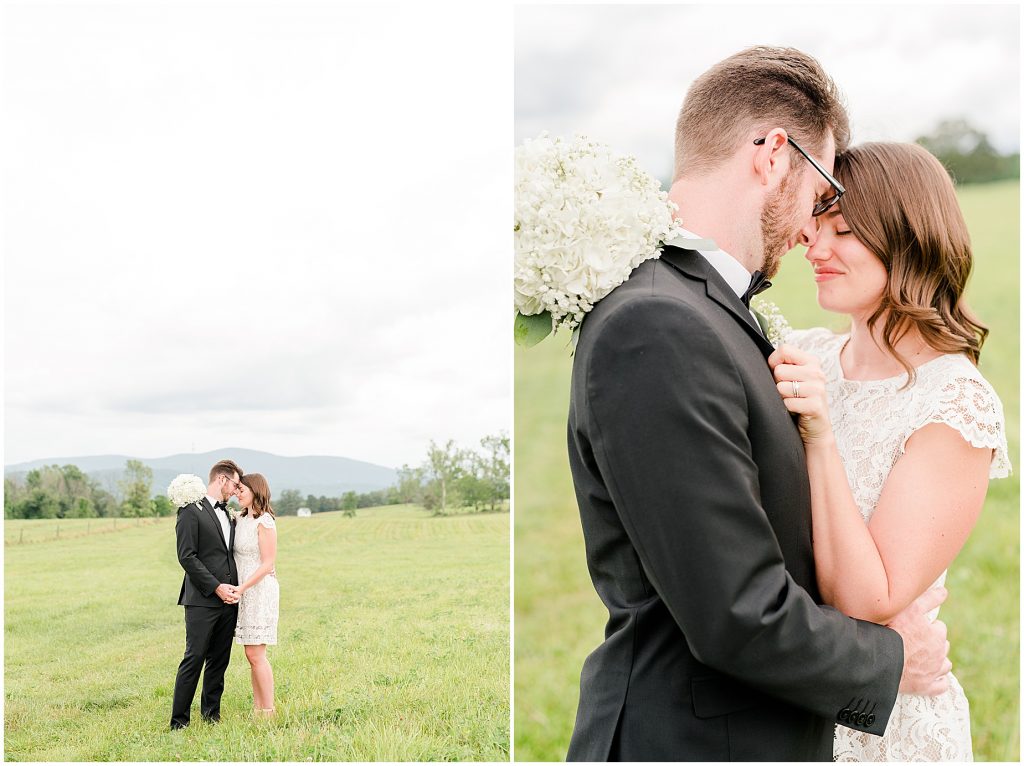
[233,512,279,645]
[790,328,1010,508]
[233,512,276,575]
[789,328,1010,762]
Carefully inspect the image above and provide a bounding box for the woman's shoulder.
[918,354,1001,398]
[911,354,1010,478]
[786,326,846,355]
[256,513,277,530]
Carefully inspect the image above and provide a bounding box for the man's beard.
[758,168,801,279]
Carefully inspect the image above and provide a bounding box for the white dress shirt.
[671,226,759,325]
[206,494,231,547]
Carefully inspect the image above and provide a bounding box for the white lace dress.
[789,328,1010,762]
[233,512,279,645]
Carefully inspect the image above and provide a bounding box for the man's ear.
[753,128,789,187]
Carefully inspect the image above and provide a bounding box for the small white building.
[297,507,312,518]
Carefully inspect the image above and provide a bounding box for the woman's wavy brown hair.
[833,142,988,385]
[240,473,275,519]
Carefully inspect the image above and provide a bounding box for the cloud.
[3,4,512,467]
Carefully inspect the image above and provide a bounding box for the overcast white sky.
[3,3,511,468]
[516,5,1019,183]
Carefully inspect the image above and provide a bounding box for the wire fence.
[5,517,168,545]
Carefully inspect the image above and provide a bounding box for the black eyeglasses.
[753,135,845,216]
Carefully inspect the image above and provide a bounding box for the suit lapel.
[202,497,230,554]
[660,246,777,358]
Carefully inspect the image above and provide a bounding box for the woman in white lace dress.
[770,142,1010,761]
[234,473,280,717]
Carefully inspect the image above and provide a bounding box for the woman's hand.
[768,344,833,445]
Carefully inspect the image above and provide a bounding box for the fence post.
[19,528,24,544]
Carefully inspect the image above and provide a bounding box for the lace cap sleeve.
[257,513,277,530]
[906,365,1011,479]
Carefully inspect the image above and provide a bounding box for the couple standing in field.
[560,47,1009,760]
[170,459,280,729]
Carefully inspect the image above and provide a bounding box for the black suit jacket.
[176,498,239,607]
[565,247,903,762]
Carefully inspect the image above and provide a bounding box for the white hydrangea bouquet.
[514,134,689,347]
[167,473,206,509]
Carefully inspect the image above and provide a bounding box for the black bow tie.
[741,269,772,308]
[214,500,228,511]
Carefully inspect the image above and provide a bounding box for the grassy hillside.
[5,505,509,761]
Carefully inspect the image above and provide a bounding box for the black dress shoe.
[201,715,221,724]
[170,722,188,730]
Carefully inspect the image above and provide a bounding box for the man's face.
[759,133,838,278]
[220,473,241,501]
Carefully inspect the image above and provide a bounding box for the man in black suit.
[170,459,243,730]
[566,47,950,761]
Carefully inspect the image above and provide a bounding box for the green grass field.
[5,505,510,761]
[513,180,1019,761]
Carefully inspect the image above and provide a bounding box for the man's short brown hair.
[209,459,243,483]
[673,46,850,180]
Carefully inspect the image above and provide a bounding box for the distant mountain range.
[4,448,397,499]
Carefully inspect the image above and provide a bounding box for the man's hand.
[215,583,239,605]
[887,587,952,696]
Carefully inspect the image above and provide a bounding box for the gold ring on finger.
[792,380,801,397]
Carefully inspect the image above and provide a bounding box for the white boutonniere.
[750,297,793,347]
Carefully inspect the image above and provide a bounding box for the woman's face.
[804,206,889,318]
[237,482,255,508]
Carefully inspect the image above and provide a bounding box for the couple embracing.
[170,459,281,729]
[566,47,1009,761]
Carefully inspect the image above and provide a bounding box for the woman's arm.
[771,345,991,624]
[238,520,278,595]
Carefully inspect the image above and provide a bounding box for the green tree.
[90,486,117,517]
[4,477,25,518]
[479,432,510,511]
[426,439,462,515]
[152,495,175,517]
[396,464,425,505]
[12,489,60,519]
[276,488,304,515]
[119,459,154,517]
[65,497,97,518]
[25,466,69,515]
[454,471,489,512]
[60,465,92,506]
[420,481,441,513]
[916,119,1020,185]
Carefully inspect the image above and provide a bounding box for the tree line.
[4,460,174,519]
[4,433,510,519]
[915,119,1019,186]
[396,433,510,515]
